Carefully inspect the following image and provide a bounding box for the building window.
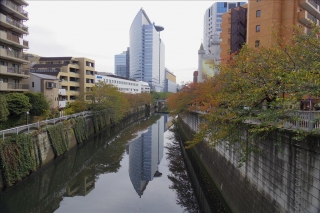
[256,10,261,17]
[256,25,260,32]
[257,0,261,2]
[32,82,34,87]
[255,40,260,47]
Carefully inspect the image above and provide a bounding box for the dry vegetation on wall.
[168,26,320,165]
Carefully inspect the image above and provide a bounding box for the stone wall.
[179,113,320,213]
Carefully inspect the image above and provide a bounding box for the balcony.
[0,13,28,35]
[59,88,66,95]
[0,30,28,48]
[298,10,319,26]
[0,48,29,63]
[0,65,29,77]
[58,100,66,108]
[0,0,28,20]
[299,0,320,17]
[0,82,29,91]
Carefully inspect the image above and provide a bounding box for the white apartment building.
[0,0,30,92]
[95,72,150,94]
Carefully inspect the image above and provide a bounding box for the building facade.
[95,72,150,94]
[25,56,96,102]
[164,68,177,93]
[220,4,248,61]
[247,0,320,48]
[0,0,29,92]
[114,47,130,78]
[28,72,66,109]
[129,9,165,92]
[220,0,320,59]
[203,2,246,56]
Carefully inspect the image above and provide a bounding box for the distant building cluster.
[197,0,319,82]
[0,3,179,112]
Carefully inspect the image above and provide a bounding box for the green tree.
[24,92,49,116]
[87,82,129,123]
[5,93,31,116]
[0,94,9,123]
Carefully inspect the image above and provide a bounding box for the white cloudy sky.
[24,1,242,84]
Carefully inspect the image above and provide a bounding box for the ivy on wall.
[0,134,37,186]
[47,124,69,157]
[72,117,88,144]
[92,113,108,133]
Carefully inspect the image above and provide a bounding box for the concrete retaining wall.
[179,113,320,213]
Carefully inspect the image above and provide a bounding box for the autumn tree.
[168,26,320,165]
[87,81,129,123]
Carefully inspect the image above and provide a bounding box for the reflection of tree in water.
[93,115,162,176]
[166,132,199,212]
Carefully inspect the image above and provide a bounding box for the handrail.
[0,111,92,140]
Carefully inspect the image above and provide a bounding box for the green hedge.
[72,117,88,144]
[0,134,36,186]
[47,124,69,157]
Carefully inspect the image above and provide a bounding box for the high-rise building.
[164,68,177,93]
[114,47,129,78]
[0,0,30,92]
[129,9,165,92]
[203,2,246,56]
[220,0,320,60]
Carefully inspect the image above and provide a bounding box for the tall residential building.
[129,9,165,92]
[220,0,320,60]
[0,0,30,92]
[164,68,177,93]
[114,47,129,78]
[203,2,246,56]
[25,56,96,102]
[247,0,320,48]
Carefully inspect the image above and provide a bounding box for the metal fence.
[0,111,92,140]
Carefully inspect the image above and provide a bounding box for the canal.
[0,114,227,213]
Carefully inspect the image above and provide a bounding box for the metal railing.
[0,111,92,140]
[308,0,319,9]
[6,67,29,75]
[6,16,28,32]
[5,49,24,59]
[6,82,29,89]
[2,0,28,18]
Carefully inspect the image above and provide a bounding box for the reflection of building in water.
[65,168,95,197]
[128,116,165,197]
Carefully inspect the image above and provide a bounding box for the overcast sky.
[25,1,243,84]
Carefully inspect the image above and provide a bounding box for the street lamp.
[26,111,29,125]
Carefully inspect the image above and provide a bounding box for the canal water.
[0,114,226,213]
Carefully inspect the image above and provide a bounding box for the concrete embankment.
[177,113,320,213]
